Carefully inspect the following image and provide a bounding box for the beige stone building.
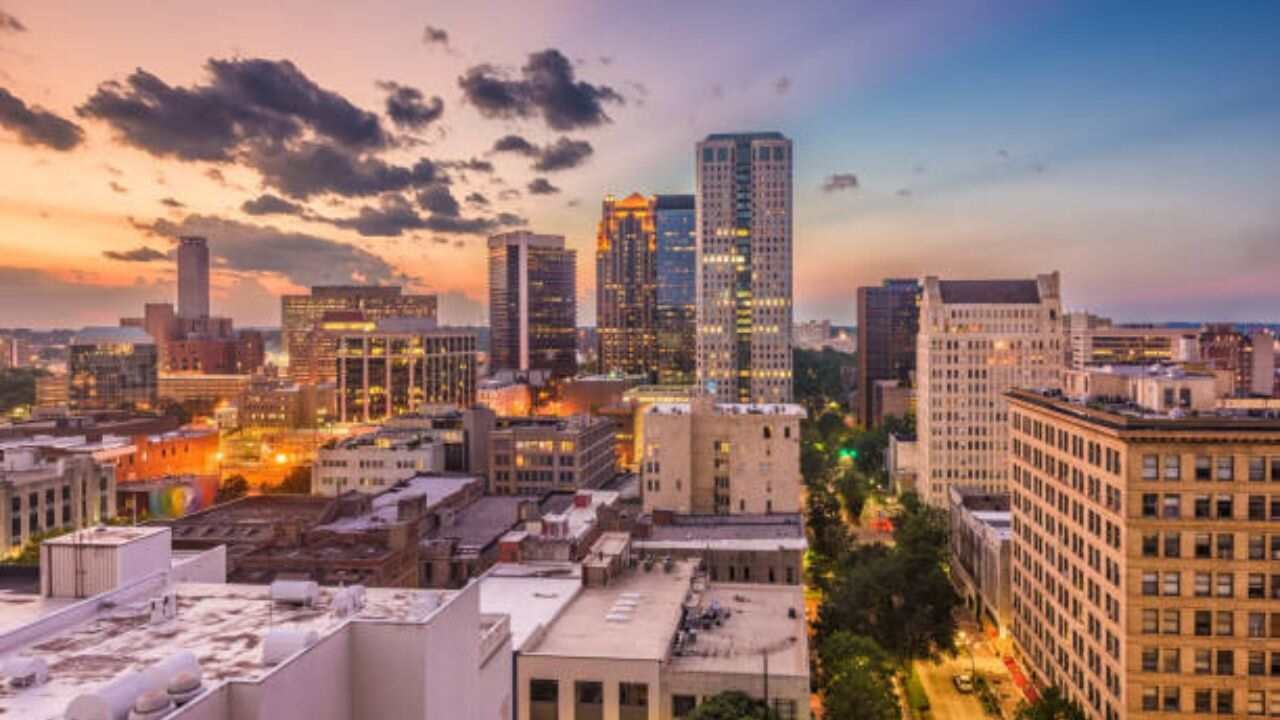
[1064,312,1200,370]
[0,447,116,555]
[639,399,803,515]
[1008,388,1280,719]
[917,273,1064,507]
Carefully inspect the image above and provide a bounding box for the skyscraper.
[655,194,697,385]
[596,194,658,378]
[281,286,437,384]
[695,132,794,403]
[488,231,577,379]
[176,236,210,320]
[916,273,1064,507]
[856,279,921,427]
[68,326,158,410]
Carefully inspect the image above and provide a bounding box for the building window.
[619,682,648,720]
[1141,648,1159,672]
[575,681,603,720]
[1217,456,1235,481]
[1164,532,1181,557]
[1142,572,1159,596]
[1195,648,1213,674]
[1142,455,1158,480]
[1195,456,1212,481]
[673,695,697,718]
[1249,457,1265,482]
[1163,455,1181,480]
[530,679,558,720]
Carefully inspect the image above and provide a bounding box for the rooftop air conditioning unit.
[270,580,319,607]
[262,628,320,666]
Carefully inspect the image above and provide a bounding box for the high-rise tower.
[596,194,658,378]
[176,236,210,320]
[488,231,577,379]
[695,132,793,403]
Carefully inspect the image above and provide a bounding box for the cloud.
[497,188,521,201]
[142,213,400,286]
[465,192,488,206]
[378,81,444,130]
[774,76,791,95]
[490,134,592,172]
[443,157,493,174]
[0,87,85,150]
[458,48,623,130]
[0,11,25,32]
[252,141,442,199]
[896,188,912,197]
[108,180,129,193]
[423,25,449,47]
[205,168,227,184]
[417,184,460,217]
[821,173,859,192]
[160,197,184,208]
[241,193,305,216]
[103,246,168,262]
[527,177,559,195]
[78,57,386,162]
[0,267,173,328]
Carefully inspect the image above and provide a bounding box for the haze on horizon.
[0,0,1276,329]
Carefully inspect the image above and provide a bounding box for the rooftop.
[639,514,807,552]
[44,526,169,548]
[71,326,155,346]
[477,564,582,651]
[647,402,806,417]
[703,131,787,142]
[668,583,808,678]
[317,475,479,532]
[1008,388,1280,432]
[424,495,529,552]
[938,279,1041,305]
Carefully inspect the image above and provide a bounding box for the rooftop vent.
[127,689,174,720]
[262,628,320,666]
[270,579,319,607]
[2,656,48,688]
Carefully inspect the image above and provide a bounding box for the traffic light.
[838,447,858,461]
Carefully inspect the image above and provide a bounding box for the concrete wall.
[518,655,663,720]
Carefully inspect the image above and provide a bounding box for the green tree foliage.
[1015,687,1087,720]
[2,527,71,565]
[685,690,780,720]
[154,398,192,426]
[0,367,47,414]
[215,474,250,504]
[892,492,950,565]
[793,348,855,413]
[819,633,900,720]
[265,464,312,494]
[834,467,868,521]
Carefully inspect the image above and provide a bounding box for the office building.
[948,486,1013,634]
[597,193,659,378]
[67,326,159,411]
[633,511,806,586]
[334,318,478,422]
[655,194,697,385]
[1064,313,1199,371]
[488,231,577,379]
[313,431,447,496]
[1008,388,1280,720]
[281,286,437,384]
[695,132,794,404]
[488,415,616,495]
[177,236,210,320]
[0,447,116,555]
[916,273,1064,507]
[1063,364,1222,413]
[514,538,810,720]
[856,279,921,427]
[640,398,804,515]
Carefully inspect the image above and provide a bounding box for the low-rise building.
[640,399,804,515]
[478,375,534,416]
[313,430,447,496]
[67,326,158,411]
[237,380,335,429]
[948,486,1013,634]
[633,512,806,586]
[489,415,617,495]
[157,373,253,406]
[1063,364,1221,413]
[0,447,116,555]
[335,318,478,422]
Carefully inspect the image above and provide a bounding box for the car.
[953,673,975,694]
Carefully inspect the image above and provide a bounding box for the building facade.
[281,286,438,384]
[695,132,793,404]
[334,319,478,423]
[177,236,210,320]
[1064,313,1199,371]
[597,194,658,379]
[856,279,921,427]
[0,448,116,555]
[488,231,577,379]
[1008,388,1280,720]
[313,433,447,496]
[916,274,1064,507]
[640,399,803,515]
[655,194,697,386]
[488,416,616,496]
[948,486,1013,633]
[68,327,159,411]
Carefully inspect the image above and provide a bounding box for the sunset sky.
[0,0,1276,328]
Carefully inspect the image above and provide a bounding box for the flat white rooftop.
[669,583,808,677]
[478,564,582,651]
[317,474,477,531]
[43,525,169,548]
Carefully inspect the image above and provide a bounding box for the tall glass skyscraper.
[488,231,577,379]
[596,194,658,378]
[654,194,696,385]
[695,132,794,403]
[856,279,920,426]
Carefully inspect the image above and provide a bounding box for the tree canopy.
[819,632,900,720]
[215,474,249,504]
[1015,687,1088,720]
[685,691,780,720]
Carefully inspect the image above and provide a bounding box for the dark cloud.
[896,188,912,197]
[598,56,613,66]
[378,81,444,130]
[527,177,559,195]
[0,267,174,327]
[329,196,427,237]
[490,134,592,172]
[78,58,386,162]
[143,213,400,285]
[431,236,450,245]
[103,246,167,263]
[423,25,449,47]
[417,184,460,217]
[160,197,185,208]
[108,180,128,194]
[458,48,623,130]
[465,192,489,206]
[821,173,859,193]
[252,142,442,199]
[443,157,494,173]
[0,10,24,32]
[494,212,525,227]
[241,193,305,216]
[497,188,521,201]
[774,76,791,95]
[0,87,85,150]
[997,148,1010,159]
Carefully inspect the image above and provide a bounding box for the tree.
[834,467,868,522]
[793,348,854,413]
[892,492,950,565]
[1,527,72,566]
[0,367,47,414]
[686,690,779,720]
[819,633,900,720]
[265,464,312,494]
[215,474,249,504]
[1015,687,1087,720]
[806,484,850,563]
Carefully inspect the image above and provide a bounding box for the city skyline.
[0,1,1277,329]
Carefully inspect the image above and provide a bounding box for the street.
[912,609,1026,719]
